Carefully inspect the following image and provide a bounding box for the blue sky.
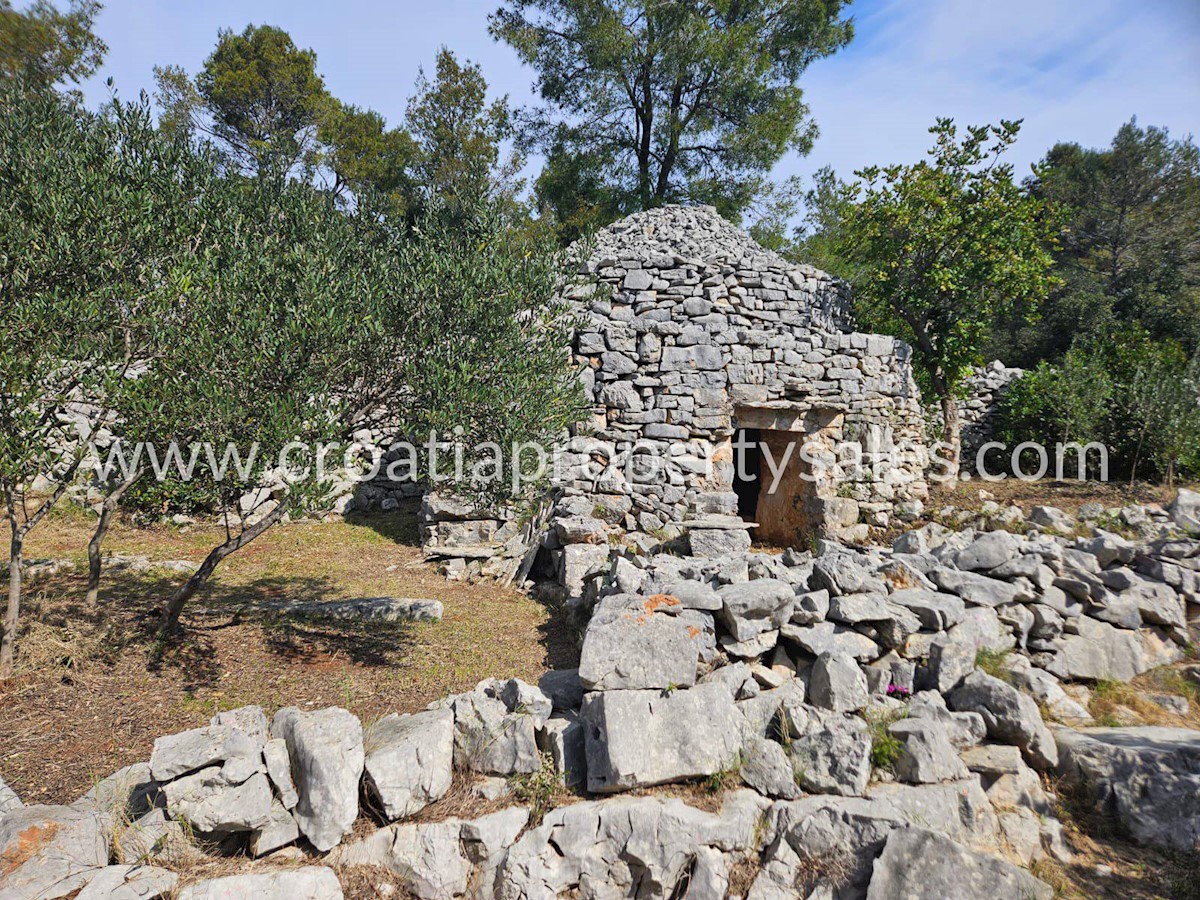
[78,0,1200,196]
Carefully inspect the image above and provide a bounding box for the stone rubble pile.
[3,496,1198,899]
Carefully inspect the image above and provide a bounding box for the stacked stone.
[6,495,1198,899]
[553,205,929,586]
[957,361,1025,472]
[419,492,554,583]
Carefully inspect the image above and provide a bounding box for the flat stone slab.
[1055,726,1200,851]
[286,597,443,623]
[866,827,1052,899]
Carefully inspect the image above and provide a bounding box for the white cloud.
[777,0,1200,186]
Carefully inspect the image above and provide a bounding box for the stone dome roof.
[584,204,797,269]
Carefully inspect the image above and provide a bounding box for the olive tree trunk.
[85,472,142,606]
[158,501,287,636]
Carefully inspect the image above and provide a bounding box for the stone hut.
[551,206,929,562]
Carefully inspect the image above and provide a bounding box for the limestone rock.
[579,603,701,690]
[75,865,178,900]
[0,777,19,820]
[450,679,550,776]
[250,799,299,857]
[889,720,969,784]
[808,652,868,713]
[271,706,365,852]
[582,682,743,792]
[780,705,872,797]
[537,668,584,711]
[949,671,1058,770]
[363,708,454,821]
[149,709,266,782]
[866,827,1052,900]
[0,802,108,899]
[1045,615,1148,682]
[497,792,767,899]
[1055,726,1200,851]
[1169,487,1200,533]
[162,768,273,834]
[955,531,1020,572]
[176,867,344,900]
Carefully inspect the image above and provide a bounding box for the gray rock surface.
[0,802,108,899]
[1169,487,1200,533]
[808,652,869,713]
[450,679,550,776]
[75,865,178,900]
[1056,726,1200,851]
[579,602,701,690]
[177,867,344,900]
[271,706,365,852]
[364,708,454,821]
[582,683,743,792]
[162,768,273,834]
[780,705,872,796]
[949,671,1058,770]
[285,596,443,623]
[866,827,1052,899]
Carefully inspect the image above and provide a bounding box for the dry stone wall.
[544,206,930,596]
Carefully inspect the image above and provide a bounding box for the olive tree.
[0,87,212,676]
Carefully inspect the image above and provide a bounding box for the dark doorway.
[733,428,761,524]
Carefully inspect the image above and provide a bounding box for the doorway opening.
[732,417,824,548]
[733,428,761,523]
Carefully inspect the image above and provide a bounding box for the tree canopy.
[491,0,853,230]
[0,0,105,91]
[828,119,1060,474]
[988,119,1200,366]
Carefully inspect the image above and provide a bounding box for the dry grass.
[0,501,577,805]
[1046,773,1200,900]
[1088,666,1200,730]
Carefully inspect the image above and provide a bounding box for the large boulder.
[889,720,969,785]
[581,682,743,792]
[1169,487,1200,533]
[717,579,795,641]
[866,827,1052,899]
[150,706,267,782]
[336,808,528,900]
[955,531,1021,572]
[1044,615,1148,682]
[176,867,344,900]
[0,802,108,899]
[75,865,178,900]
[271,706,365,852]
[779,705,872,797]
[497,792,767,899]
[1055,726,1200,851]
[930,568,1022,607]
[887,588,966,631]
[449,679,551,776]
[363,708,454,821]
[808,652,869,713]
[162,768,274,834]
[949,671,1058,770]
[578,599,702,690]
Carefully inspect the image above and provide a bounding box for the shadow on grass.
[344,500,423,548]
[19,568,422,693]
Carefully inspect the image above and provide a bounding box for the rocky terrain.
[1,489,1198,899]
